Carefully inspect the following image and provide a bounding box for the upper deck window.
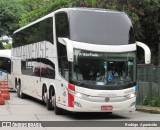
[69,10,135,45]
[13,17,53,48]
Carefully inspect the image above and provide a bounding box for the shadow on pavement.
[10,91,130,120]
[63,111,129,120]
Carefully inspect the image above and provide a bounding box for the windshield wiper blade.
[77,81,85,85]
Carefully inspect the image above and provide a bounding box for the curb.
[136,105,160,114]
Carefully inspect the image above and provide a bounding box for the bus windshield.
[69,10,135,45]
[70,49,136,87]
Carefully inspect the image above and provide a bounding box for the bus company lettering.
[98,93,117,97]
[79,52,99,57]
[12,41,54,59]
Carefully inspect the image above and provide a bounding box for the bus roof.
[0,49,11,58]
[14,8,125,34]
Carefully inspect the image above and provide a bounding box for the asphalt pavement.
[0,92,160,130]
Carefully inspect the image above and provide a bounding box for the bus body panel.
[57,96,136,112]
[56,82,136,112]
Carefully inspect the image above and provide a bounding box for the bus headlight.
[75,93,82,98]
[67,89,88,99]
[67,83,89,99]
[75,92,88,99]
[125,93,136,99]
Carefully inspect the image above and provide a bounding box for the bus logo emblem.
[105,97,110,102]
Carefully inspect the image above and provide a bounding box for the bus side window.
[6,59,11,73]
[0,57,11,74]
[55,12,70,81]
[60,56,69,80]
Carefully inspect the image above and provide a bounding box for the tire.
[16,82,20,97]
[17,81,25,99]
[20,90,25,99]
[42,86,47,104]
[54,94,63,115]
[47,88,54,110]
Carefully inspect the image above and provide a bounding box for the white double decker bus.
[12,8,151,114]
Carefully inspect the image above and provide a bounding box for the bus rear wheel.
[16,81,25,99]
[16,82,20,97]
[42,86,47,104]
[47,87,55,110]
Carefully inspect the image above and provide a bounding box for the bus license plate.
[101,106,113,110]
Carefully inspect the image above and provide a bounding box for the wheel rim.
[16,84,20,95]
[52,95,55,108]
[44,92,47,103]
[19,83,22,96]
[19,88,22,96]
[42,87,47,103]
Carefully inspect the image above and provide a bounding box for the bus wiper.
[77,81,85,85]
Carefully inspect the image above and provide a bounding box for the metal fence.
[137,64,160,101]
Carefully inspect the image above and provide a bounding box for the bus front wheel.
[54,94,63,115]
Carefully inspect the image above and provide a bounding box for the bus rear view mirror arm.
[136,41,151,64]
[58,37,74,62]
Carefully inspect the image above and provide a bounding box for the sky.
[0,35,12,44]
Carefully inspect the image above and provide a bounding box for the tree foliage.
[0,0,25,37]
[3,44,12,49]
[140,0,160,64]
[19,0,70,26]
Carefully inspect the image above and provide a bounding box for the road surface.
[0,92,159,130]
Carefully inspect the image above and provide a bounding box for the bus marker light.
[58,97,61,101]
[68,83,75,107]
[130,93,136,98]
[68,83,75,91]
[125,93,136,99]
[68,93,74,107]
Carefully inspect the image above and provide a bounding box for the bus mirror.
[66,41,74,62]
[58,38,74,62]
[136,41,151,64]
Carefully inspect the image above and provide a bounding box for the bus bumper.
[58,97,136,112]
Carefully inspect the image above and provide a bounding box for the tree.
[139,0,160,64]
[0,0,25,37]
[3,44,12,49]
[19,0,69,27]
